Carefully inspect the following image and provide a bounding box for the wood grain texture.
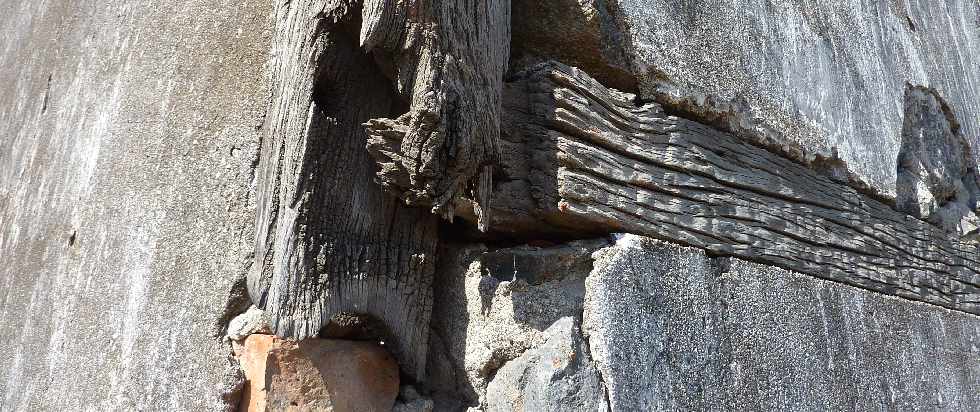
[250,0,438,379]
[475,62,980,314]
[362,0,511,229]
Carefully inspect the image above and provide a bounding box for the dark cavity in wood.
[249,0,438,380]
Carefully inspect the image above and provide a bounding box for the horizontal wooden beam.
[461,62,980,314]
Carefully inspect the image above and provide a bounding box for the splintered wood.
[363,0,511,228]
[251,0,439,380]
[254,0,978,384]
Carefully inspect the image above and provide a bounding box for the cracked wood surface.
[475,62,980,314]
[362,0,510,228]
[250,0,438,379]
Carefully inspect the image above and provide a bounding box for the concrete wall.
[426,236,980,411]
[0,1,271,409]
[614,0,980,196]
[586,235,980,411]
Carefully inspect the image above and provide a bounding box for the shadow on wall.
[423,238,610,410]
[896,84,980,239]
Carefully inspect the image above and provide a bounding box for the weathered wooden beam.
[463,62,980,314]
[250,0,438,380]
[363,0,511,229]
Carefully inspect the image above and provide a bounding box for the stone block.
[584,234,980,411]
[425,239,609,408]
[236,335,399,412]
[485,317,608,412]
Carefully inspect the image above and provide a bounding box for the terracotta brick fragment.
[235,335,399,412]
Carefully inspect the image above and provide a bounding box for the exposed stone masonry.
[2,0,980,411]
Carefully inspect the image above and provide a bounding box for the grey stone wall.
[429,236,980,411]
[0,1,271,409]
[586,235,980,411]
[611,0,980,196]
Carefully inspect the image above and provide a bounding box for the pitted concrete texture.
[612,0,980,196]
[585,235,980,411]
[425,240,609,409]
[0,0,272,409]
[485,317,609,412]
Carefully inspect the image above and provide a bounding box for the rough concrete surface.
[0,0,272,410]
[425,234,980,411]
[485,316,609,412]
[895,85,980,237]
[509,0,634,91]
[425,240,608,409]
[227,306,273,342]
[612,0,980,196]
[585,234,980,411]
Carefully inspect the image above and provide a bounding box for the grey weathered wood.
[466,62,980,314]
[250,0,438,379]
[362,0,511,229]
